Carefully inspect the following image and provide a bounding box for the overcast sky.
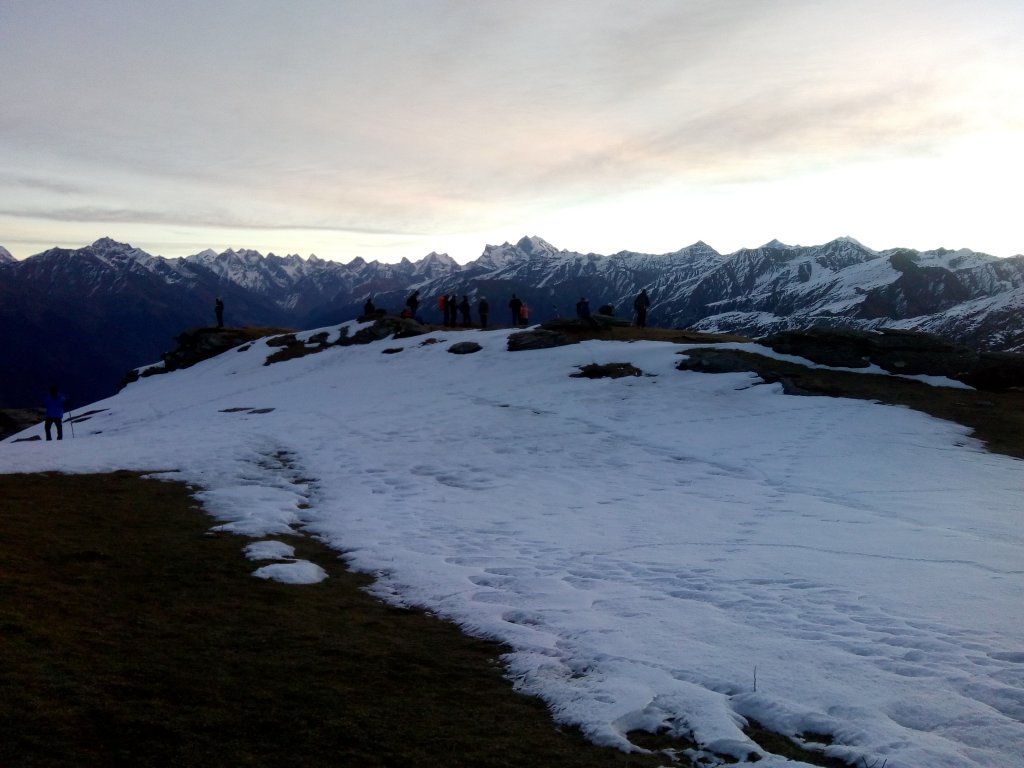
[2,0,1022,263]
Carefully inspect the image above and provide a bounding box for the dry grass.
[0,471,668,768]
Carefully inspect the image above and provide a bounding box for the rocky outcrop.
[0,408,44,441]
[760,328,1024,390]
[571,363,645,379]
[341,316,428,345]
[127,327,276,383]
[507,329,576,352]
[448,342,482,355]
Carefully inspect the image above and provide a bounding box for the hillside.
[3,321,1022,768]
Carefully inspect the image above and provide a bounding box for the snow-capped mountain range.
[2,235,1024,407]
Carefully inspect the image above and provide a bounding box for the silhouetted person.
[509,294,523,327]
[405,290,420,319]
[363,297,375,318]
[442,294,455,326]
[215,297,224,328]
[478,297,489,328]
[576,297,591,319]
[458,295,471,327]
[44,386,66,441]
[519,301,530,326]
[634,289,650,328]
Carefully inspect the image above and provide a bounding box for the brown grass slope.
[0,471,668,768]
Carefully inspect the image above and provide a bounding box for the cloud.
[1,1,1022,262]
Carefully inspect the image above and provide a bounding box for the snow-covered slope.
[4,324,1021,768]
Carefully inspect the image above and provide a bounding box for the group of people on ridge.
[398,288,650,329]
[436,294,486,327]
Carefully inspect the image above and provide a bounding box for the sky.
[2,0,1023,264]
[3,323,1022,767]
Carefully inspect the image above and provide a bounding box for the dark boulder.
[677,348,767,376]
[571,362,644,379]
[507,329,576,352]
[448,342,482,355]
[343,316,428,346]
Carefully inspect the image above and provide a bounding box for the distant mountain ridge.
[3,235,1024,408]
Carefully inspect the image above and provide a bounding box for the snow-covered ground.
[3,323,1022,767]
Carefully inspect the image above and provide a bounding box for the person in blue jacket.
[44,386,66,441]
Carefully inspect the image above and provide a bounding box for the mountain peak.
[0,245,13,263]
[90,237,133,251]
[421,251,456,264]
[833,235,866,247]
[412,251,460,279]
[516,235,559,256]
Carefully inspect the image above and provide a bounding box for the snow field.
[3,323,1022,767]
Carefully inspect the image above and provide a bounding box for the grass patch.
[0,471,666,768]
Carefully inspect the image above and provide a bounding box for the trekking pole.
[66,408,76,439]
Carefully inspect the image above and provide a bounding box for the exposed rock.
[0,408,44,441]
[342,316,428,346]
[757,327,1024,391]
[757,328,873,369]
[266,333,298,348]
[677,349,768,377]
[264,330,333,366]
[762,328,977,379]
[123,327,288,387]
[448,342,482,355]
[571,363,645,379]
[677,348,845,396]
[507,329,576,352]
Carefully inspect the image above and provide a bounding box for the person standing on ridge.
[458,295,471,327]
[215,297,224,328]
[405,290,420,319]
[576,297,590,319]
[478,297,489,328]
[633,289,650,328]
[44,386,66,441]
[508,294,523,327]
